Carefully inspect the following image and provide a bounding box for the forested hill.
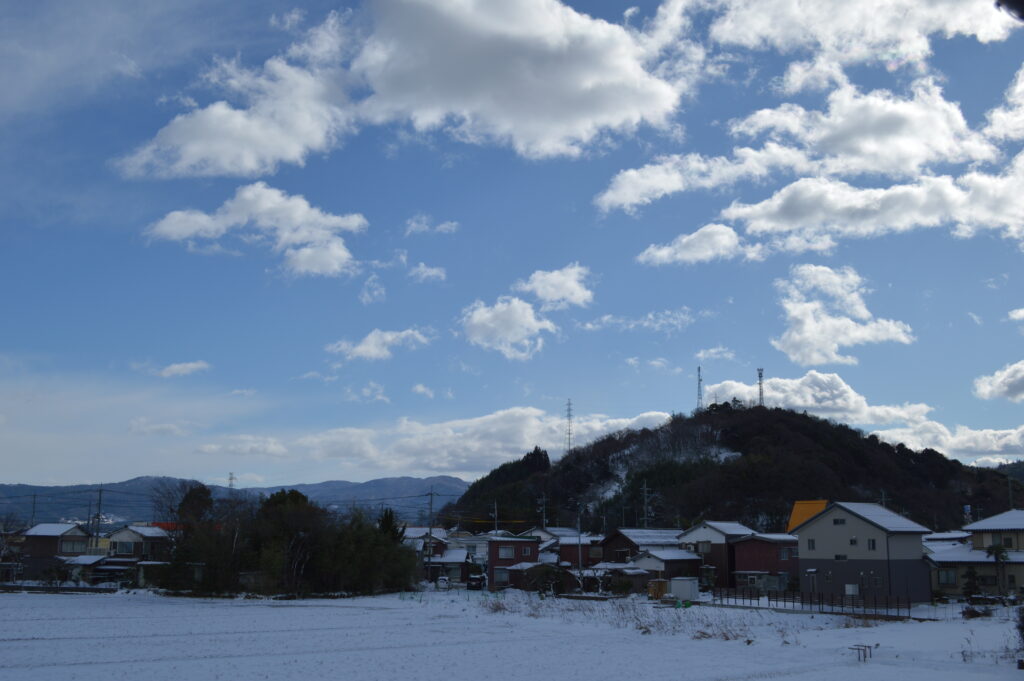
[440,405,1017,534]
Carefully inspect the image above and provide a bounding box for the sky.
[3,0,1024,488]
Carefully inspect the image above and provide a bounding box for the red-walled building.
[487,536,541,590]
[730,533,798,591]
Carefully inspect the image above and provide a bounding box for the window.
[833,518,846,525]
[498,546,514,559]
[116,541,134,555]
[779,548,790,561]
[465,544,477,555]
[867,538,877,551]
[521,546,531,557]
[589,546,603,559]
[697,541,711,554]
[937,569,957,586]
[825,572,833,584]
[806,538,816,551]
[834,554,848,561]
[1004,536,1015,549]
[59,539,86,554]
[849,538,858,546]
[494,568,509,584]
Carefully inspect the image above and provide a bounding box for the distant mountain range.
[0,475,469,528]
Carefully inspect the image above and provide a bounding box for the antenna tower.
[565,399,574,455]
[228,472,236,490]
[697,366,704,410]
[757,368,764,407]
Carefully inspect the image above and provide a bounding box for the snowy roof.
[428,549,468,564]
[615,528,684,546]
[539,538,558,551]
[539,551,558,564]
[733,533,797,544]
[963,509,1024,532]
[506,561,542,571]
[636,549,700,562]
[486,535,540,542]
[830,502,930,534]
[543,527,585,538]
[924,541,968,554]
[926,545,1024,565]
[126,525,169,538]
[704,521,756,537]
[59,555,105,566]
[555,534,603,546]
[403,527,448,540]
[24,523,84,537]
[924,531,971,542]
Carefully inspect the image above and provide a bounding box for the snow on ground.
[0,589,1019,681]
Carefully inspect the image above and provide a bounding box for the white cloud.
[706,370,932,425]
[325,328,431,361]
[974,361,1024,403]
[199,434,289,457]
[128,417,190,437]
[985,63,1024,141]
[772,264,914,365]
[353,0,698,158]
[118,12,353,177]
[873,421,1024,463]
[409,262,446,283]
[149,182,366,277]
[648,357,684,375]
[733,79,996,177]
[460,296,556,360]
[157,361,211,378]
[709,0,1015,83]
[968,312,983,326]
[1010,308,1024,322]
[625,357,640,368]
[359,274,386,305]
[405,214,459,236]
[596,143,811,213]
[345,381,390,404]
[637,223,761,265]
[696,346,735,362]
[412,383,435,399]
[513,263,594,310]
[580,307,693,334]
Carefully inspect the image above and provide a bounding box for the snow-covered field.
[0,590,1019,681]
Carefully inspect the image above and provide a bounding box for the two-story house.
[927,509,1024,597]
[487,536,541,590]
[678,521,755,588]
[600,528,683,564]
[792,502,931,602]
[730,533,798,591]
[19,523,92,580]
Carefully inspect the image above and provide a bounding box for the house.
[600,528,683,563]
[554,534,604,570]
[18,523,93,581]
[487,536,541,590]
[793,502,931,602]
[107,525,172,561]
[927,509,1024,597]
[787,500,828,533]
[678,521,755,588]
[627,548,700,580]
[730,533,798,591]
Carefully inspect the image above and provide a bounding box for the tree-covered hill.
[440,404,1017,534]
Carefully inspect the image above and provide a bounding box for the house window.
[779,548,790,560]
[498,546,514,559]
[833,518,846,525]
[825,572,832,584]
[1004,536,1014,549]
[465,544,477,555]
[59,539,86,554]
[834,554,848,561]
[494,568,509,584]
[589,546,603,559]
[697,541,711,554]
[849,538,858,546]
[116,541,134,555]
[937,569,957,586]
[521,546,531,557]
[806,538,816,551]
[867,538,877,551]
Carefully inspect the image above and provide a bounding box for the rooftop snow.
[616,528,683,546]
[963,509,1024,532]
[638,549,700,562]
[703,522,755,537]
[832,502,930,534]
[24,523,83,537]
[927,545,1024,564]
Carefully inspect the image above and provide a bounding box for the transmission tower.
[757,368,764,407]
[697,366,704,410]
[565,399,574,455]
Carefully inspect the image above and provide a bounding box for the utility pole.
[1010,476,1015,510]
[576,505,584,587]
[537,493,548,529]
[878,490,888,509]
[697,366,703,410]
[427,486,434,581]
[641,480,650,529]
[757,368,764,407]
[94,487,104,551]
[29,494,36,526]
[492,500,498,533]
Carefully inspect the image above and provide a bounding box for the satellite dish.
[997,0,1024,21]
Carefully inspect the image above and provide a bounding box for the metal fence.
[712,587,910,618]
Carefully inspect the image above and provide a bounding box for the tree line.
[154,482,418,596]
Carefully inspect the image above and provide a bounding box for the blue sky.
[3,0,1024,487]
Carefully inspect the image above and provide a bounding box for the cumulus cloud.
[1009,308,1024,322]
[353,0,698,158]
[199,434,289,457]
[513,263,594,310]
[157,361,211,378]
[405,214,459,236]
[696,346,735,362]
[460,296,556,360]
[408,262,446,283]
[985,63,1024,140]
[118,12,353,177]
[637,224,761,265]
[345,381,390,403]
[772,264,914,365]
[648,358,684,375]
[325,328,431,361]
[149,182,366,276]
[579,307,693,334]
[974,361,1024,403]
[412,383,435,399]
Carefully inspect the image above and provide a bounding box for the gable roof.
[794,502,929,534]
[926,544,1024,565]
[787,500,828,533]
[110,525,169,540]
[614,528,683,546]
[963,509,1024,532]
[703,521,756,537]
[633,549,700,562]
[24,523,86,537]
[732,533,797,544]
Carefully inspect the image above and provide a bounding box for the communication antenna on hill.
[565,398,574,455]
[228,472,236,490]
[757,368,765,407]
[697,366,704,410]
